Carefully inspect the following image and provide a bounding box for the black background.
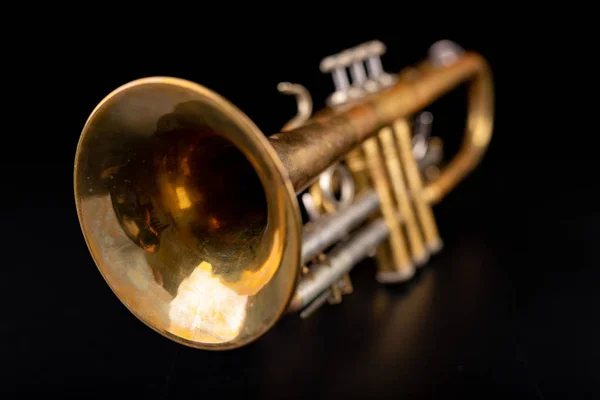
[3,16,598,399]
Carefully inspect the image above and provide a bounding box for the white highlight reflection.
[168,262,248,342]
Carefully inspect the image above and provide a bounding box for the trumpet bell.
[74,77,302,350]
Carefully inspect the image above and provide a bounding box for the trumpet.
[74,39,494,350]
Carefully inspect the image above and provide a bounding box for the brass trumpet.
[74,40,494,350]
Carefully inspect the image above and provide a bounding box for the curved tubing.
[421,57,494,204]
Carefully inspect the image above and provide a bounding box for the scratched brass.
[74,50,494,350]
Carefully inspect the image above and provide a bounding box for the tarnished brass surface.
[345,148,397,278]
[362,137,414,281]
[270,52,493,195]
[75,78,301,350]
[74,48,493,351]
[378,127,428,265]
[393,119,442,252]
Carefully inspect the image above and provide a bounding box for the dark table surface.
[5,158,598,399]
[4,26,598,399]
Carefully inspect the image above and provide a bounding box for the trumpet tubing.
[393,119,442,253]
[74,39,494,350]
[379,126,428,264]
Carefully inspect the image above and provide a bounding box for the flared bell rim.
[74,76,302,350]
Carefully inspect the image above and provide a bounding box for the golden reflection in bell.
[74,77,302,350]
[174,186,192,210]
